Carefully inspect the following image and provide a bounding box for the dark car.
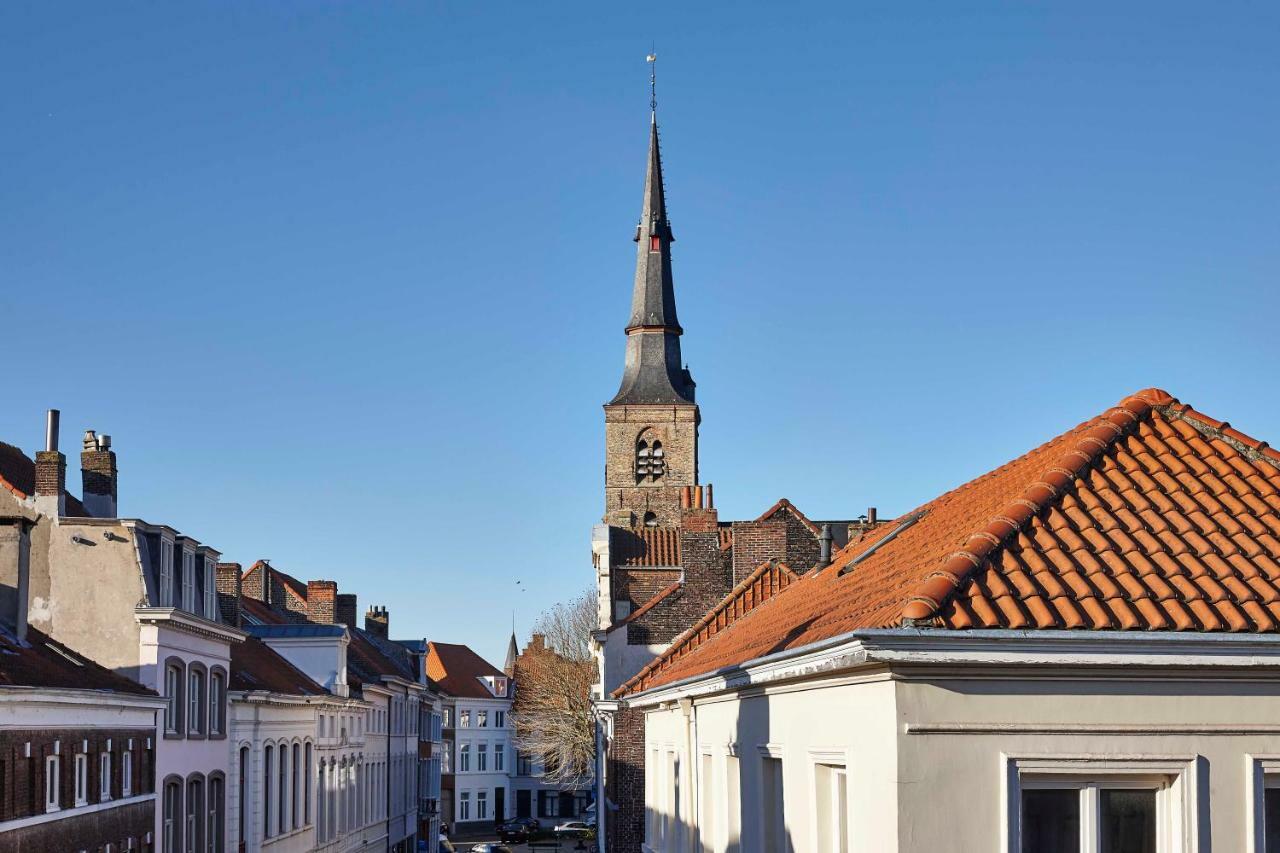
[497,816,541,841]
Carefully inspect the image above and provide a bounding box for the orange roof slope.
[628,390,1280,694]
[426,641,507,698]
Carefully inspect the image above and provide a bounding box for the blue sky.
[2,3,1277,667]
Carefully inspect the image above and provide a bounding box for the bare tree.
[511,589,598,790]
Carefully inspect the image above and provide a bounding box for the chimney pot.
[693,485,703,510]
[80,427,119,518]
[818,523,833,568]
[705,483,714,510]
[45,410,59,453]
[868,507,878,526]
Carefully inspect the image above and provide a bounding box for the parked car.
[554,820,593,838]
[497,816,541,842]
[469,845,513,853]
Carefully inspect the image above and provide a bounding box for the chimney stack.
[215,563,242,628]
[306,580,337,624]
[335,594,358,629]
[80,430,118,518]
[365,605,389,639]
[818,523,833,568]
[34,410,66,517]
[867,507,878,526]
[680,484,719,533]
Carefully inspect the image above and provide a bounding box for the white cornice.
[624,628,1280,708]
[135,607,247,644]
[0,687,165,710]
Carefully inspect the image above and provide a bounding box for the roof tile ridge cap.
[0,476,27,500]
[614,560,793,697]
[1156,392,1280,466]
[899,393,1155,625]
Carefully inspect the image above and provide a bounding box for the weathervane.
[647,51,657,115]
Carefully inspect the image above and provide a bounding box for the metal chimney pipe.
[818,523,833,568]
[705,483,714,510]
[44,410,60,453]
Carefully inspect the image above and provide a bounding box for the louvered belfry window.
[636,435,665,482]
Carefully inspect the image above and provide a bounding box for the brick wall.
[0,727,155,825]
[607,706,647,853]
[628,530,731,645]
[307,580,337,623]
[336,593,358,628]
[33,451,65,498]
[215,562,242,627]
[730,520,788,585]
[603,403,699,527]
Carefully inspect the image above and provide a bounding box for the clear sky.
[2,3,1278,667]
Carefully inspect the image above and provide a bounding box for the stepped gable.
[623,389,1280,695]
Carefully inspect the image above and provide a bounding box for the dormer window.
[181,548,196,613]
[636,433,665,483]
[159,539,174,607]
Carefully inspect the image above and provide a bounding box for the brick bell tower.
[603,108,699,529]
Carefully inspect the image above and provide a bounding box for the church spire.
[608,100,695,406]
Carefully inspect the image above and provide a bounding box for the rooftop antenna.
[647,50,657,118]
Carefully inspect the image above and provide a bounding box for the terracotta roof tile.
[230,637,326,695]
[425,642,506,699]
[0,628,152,694]
[625,389,1280,695]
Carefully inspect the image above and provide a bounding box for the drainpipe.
[595,713,608,853]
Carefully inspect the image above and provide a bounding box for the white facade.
[631,629,1280,853]
[446,694,513,826]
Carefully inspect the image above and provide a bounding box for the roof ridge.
[755,498,821,536]
[614,559,798,697]
[607,581,683,633]
[899,389,1167,625]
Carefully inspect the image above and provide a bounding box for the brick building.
[590,107,878,852]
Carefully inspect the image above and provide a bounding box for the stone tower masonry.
[603,115,700,529]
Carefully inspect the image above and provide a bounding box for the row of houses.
[0,411,546,851]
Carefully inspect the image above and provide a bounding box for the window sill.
[8,793,154,832]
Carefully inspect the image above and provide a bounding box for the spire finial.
[647,51,657,118]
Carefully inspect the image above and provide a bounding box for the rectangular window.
[187,671,203,735]
[460,791,471,821]
[478,789,488,820]
[725,754,742,853]
[165,665,182,734]
[100,752,112,801]
[160,539,174,606]
[761,756,785,852]
[460,710,470,728]
[699,753,715,853]
[45,755,60,812]
[1018,778,1169,852]
[495,711,505,729]
[478,743,488,772]
[494,745,505,773]
[814,763,848,853]
[203,558,217,620]
[443,708,452,728]
[181,548,196,613]
[460,744,470,772]
[208,672,224,736]
[478,711,488,728]
[122,748,133,797]
[74,752,89,806]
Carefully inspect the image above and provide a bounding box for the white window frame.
[1002,754,1199,853]
[460,790,471,821]
[478,789,488,820]
[45,754,61,812]
[208,671,224,736]
[203,557,217,620]
[100,751,112,801]
[1245,754,1280,853]
[807,749,849,853]
[122,747,133,797]
[74,752,89,806]
[160,538,174,607]
[181,548,196,613]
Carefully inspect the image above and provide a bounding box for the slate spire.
[609,112,696,406]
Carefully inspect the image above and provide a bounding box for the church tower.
[603,110,699,528]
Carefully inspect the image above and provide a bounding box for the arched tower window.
[636,432,665,483]
[643,512,658,527]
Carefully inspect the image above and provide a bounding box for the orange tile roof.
[624,389,1280,695]
[612,528,682,567]
[616,560,799,695]
[426,641,507,699]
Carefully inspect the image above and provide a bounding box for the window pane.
[1021,789,1079,853]
[1099,789,1156,853]
[1265,788,1280,853]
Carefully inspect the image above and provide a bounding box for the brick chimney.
[215,563,242,627]
[34,410,65,518]
[335,594,357,629]
[80,430,118,518]
[306,580,337,624]
[365,605,389,639]
[679,485,718,533]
